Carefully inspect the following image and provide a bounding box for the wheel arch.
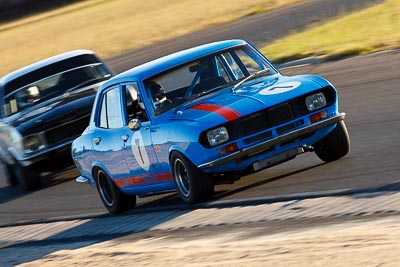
[168,145,191,164]
[91,162,115,186]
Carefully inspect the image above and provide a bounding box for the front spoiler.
[198,113,345,170]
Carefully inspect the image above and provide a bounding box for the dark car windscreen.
[3,63,112,117]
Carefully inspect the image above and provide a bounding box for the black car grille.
[44,115,90,147]
[229,102,296,140]
[199,86,336,147]
[234,102,294,141]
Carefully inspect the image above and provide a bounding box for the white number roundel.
[131,131,150,171]
[259,81,301,95]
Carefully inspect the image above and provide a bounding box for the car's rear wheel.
[314,120,350,162]
[171,151,214,204]
[95,169,136,215]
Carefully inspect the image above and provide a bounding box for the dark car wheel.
[14,164,42,191]
[0,161,18,186]
[96,169,136,215]
[314,120,350,162]
[171,151,214,204]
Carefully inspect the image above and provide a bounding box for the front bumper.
[198,112,345,170]
[9,140,72,167]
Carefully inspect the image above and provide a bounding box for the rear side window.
[98,87,123,129]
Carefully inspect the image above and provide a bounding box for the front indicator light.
[310,110,328,123]
[305,92,327,111]
[218,142,238,155]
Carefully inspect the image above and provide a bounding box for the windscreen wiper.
[232,68,270,92]
[194,84,226,99]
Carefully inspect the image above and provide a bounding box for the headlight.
[305,92,327,111]
[0,123,23,161]
[23,134,43,152]
[207,126,229,146]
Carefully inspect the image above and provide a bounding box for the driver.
[149,81,168,107]
[17,85,40,108]
[142,81,171,111]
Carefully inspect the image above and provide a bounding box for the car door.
[120,84,161,188]
[92,85,130,180]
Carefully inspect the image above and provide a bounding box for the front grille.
[200,86,336,147]
[44,115,90,147]
[244,130,272,144]
[229,102,296,140]
[277,120,304,135]
[240,112,269,136]
[268,103,294,126]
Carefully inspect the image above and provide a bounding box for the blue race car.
[72,39,350,214]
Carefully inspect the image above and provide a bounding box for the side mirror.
[128,118,141,131]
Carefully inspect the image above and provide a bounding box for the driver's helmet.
[141,81,167,110]
[17,86,40,108]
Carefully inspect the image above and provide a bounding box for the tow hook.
[300,145,314,152]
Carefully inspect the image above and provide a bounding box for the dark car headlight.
[207,126,229,146]
[23,134,43,152]
[305,92,327,111]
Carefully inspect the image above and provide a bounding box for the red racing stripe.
[155,172,173,181]
[114,178,127,188]
[127,174,151,185]
[191,103,241,121]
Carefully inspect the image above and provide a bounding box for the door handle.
[121,134,129,142]
[93,137,101,145]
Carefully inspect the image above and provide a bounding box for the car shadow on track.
[0,166,76,205]
[212,163,326,200]
[135,162,326,211]
[0,185,25,205]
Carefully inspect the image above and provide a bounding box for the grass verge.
[0,0,301,76]
[261,0,400,64]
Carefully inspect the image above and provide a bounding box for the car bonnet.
[170,75,327,126]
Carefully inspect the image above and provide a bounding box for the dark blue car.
[0,50,114,190]
[72,40,350,214]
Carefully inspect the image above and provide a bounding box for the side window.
[98,87,123,129]
[124,84,148,121]
[99,96,108,128]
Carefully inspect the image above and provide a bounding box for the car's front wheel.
[14,164,42,191]
[0,161,17,186]
[314,120,350,162]
[95,169,136,215]
[170,151,214,204]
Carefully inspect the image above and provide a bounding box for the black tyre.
[96,169,136,215]
[314,120,350,162]
[170,151,214,204]
[14,164,42,191]
[0,161,17,185]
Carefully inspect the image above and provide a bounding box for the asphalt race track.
[0,0,398,226]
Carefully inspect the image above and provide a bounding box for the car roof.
[103,39,249,86]
[0,50,96,86]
